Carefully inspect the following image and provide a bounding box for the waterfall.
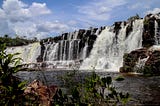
[155,20,158,44]
[41,29,94,69]
[44,40,81,61]
[6,42,41,64]
[6,19,146,71]
[134,56,149,73]
[155,20,160,45]
[80,19,144,71]
[81,44,88,60]
[44,42,59,61]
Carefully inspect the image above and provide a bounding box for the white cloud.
[29,2,51,16]
[78,0,126,21]
[1,0,51,22]
[10,21,69,39]
[0,20,13,35]
[0,0,68,39]
[2,0,30,22]
[146,8,160,14]
[36,21,69,33]
[0,9,6,19]
[129,3,150,10]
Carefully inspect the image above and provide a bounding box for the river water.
[15,70,160,105]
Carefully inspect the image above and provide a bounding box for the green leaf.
[18,81,27,89]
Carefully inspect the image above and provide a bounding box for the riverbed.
[15,70,160,105]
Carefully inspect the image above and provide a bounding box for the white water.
[6,19,144,71]
[6,42,41,64]
[149,45,160,51]
[80,20,144,71]
[155,20,159,45]
[44,42,59,61]
[134,56,149,73]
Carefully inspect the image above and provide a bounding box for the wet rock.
[126,21,133,38]
[120,46,160,75]
[144,50,160,75]
[142,14,157,47]
[62,33,68,40]
[37,41,45,62]
[77,29,86,39]
[114,22,122,36]
[120,48,148,72]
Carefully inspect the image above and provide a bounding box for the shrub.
[53,71,130,106]
[0,44,27,105]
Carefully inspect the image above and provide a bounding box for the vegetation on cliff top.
[0,35,38,47]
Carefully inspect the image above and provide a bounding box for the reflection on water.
[15,70,160,105]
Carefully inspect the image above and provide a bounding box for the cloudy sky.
[0,0,160,39]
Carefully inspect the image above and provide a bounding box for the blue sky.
[0,0,160,39]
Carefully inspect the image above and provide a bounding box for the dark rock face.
[144,50,160,75]
[113,22,122,44]
[120,48,148,72]
[77,29,86,39]
[37,41,45,62]
[126,21,133,38]
[142,14,157,47]
[87,34,97,57]
[120,47,160,75]
[156,19,160,43]
[114,22,122,36]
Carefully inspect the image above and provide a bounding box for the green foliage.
[115,76,125,81]
[0,44,27,105]
[53,71,130,106]
[0,35,38,47]
[59,69,79,90]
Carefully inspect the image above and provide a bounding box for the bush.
[53,71,130,106]
[0,44,27,105]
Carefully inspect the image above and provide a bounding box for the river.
[15,70,160,105]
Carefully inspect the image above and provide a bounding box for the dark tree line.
[0,35,38,47]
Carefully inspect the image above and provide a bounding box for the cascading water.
[40,29,100,69]
[155,20,160,44]
[43,32,80,61]
[80,19,144,71]
[6,18,147,71]
[134,56,149,73]
[155,20,158,45]
[6,42,41,64]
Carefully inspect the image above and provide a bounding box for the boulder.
[120,48,148,72]
[120,46,160,75]
[144,50,160,75]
